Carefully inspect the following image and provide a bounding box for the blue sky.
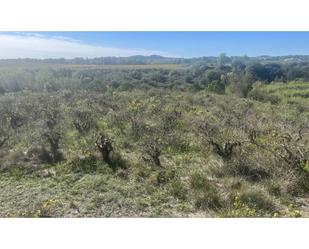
[1,32,309,58]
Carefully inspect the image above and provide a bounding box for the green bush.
[237,188,275,213]
[68,154,98,173]
[170,179,187,200]
[157,168,176,185]
[190,172,221,210]
[248,84,280,104]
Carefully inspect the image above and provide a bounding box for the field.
[0,63,308,217]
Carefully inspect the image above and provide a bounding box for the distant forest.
[3,54,309,66]
[1,54,309,98]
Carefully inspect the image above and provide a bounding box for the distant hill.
[1,54,309,65]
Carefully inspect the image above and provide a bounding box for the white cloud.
[0,33,170,59]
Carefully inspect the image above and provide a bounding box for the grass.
[249,81,309,109]
[0,73,308,217]
[0,167,194,217]
[190,171,222,210]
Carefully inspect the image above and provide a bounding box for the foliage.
[0,61,308,217]
[190,172,222,210]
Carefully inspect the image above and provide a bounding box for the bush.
[170,179,188,200]
[265,180,282,197]
[222,195,257,217]
[157,168,176,185]
[42,131,64,163]
[20,199,61,218]
[132,163,152,181]
[248,84,280,104]
[73,110,97,134]
[190,172,221,210]
[0,130,9,149]
[224,157,271,182]
[143,141,163,167]
[107,151,128,171]
[68,154,98,173]
[237,188,276,213]
[96,133,114,164]
[207,80,225,94]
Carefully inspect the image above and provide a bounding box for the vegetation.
[0,55,308,217]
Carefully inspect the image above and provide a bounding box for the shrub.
[132,163,152,181]
[236,188,276,213]
[248,85,280,104]
[265,180,282,197]
[190,172,221,210]
[223,195,257,217]
[220,156,271,182]
[7,165,25,179]
[130,118,148,140]
[21,199,61,218]
[42,131,64,163]
[207,80,225,94]
[170,179,188,200]
[190,171,210,190]
[107,151,127,171]
[69,154,98,173]
[96,133,114,164]
[157,168,176,185]
[143,141,162,167]
[0,129,9,149]
[196,120,243,161]
[73,110,97,134]
[287,204,301,218]
[8,111,26,130]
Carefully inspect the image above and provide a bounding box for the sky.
[1,32,309,59]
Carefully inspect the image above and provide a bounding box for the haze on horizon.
[1,32,309,59]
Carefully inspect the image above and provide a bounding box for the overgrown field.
[0,64,308,217]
